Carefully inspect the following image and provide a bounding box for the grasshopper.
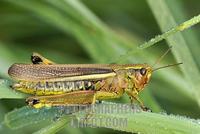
[8,50,182,111]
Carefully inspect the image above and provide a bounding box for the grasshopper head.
[126,64,152,93]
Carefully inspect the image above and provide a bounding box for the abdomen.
[16,80,96,95]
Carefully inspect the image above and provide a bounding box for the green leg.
[126,89,151,111]
[130,95,150,111]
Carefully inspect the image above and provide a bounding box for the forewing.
[8,64,116,81]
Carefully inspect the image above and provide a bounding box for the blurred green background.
[0,0,200,133]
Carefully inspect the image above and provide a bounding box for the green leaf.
[0,79,25,99]
[4,103,200,134]
[4,106,71,129]
[33,115,70,134]
[146,0,200,106]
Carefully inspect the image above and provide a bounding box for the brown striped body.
[8,61,152,110]
[9,63,151,96]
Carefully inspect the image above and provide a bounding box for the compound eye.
[140,68,146,76]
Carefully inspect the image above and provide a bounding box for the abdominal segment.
[14,80,96,95]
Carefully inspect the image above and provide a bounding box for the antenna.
[153,62,183,72]
[153,46,172,67]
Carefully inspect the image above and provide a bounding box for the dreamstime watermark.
[56,103,141,115]
[70,117,128,128]
[53,103,142,128]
